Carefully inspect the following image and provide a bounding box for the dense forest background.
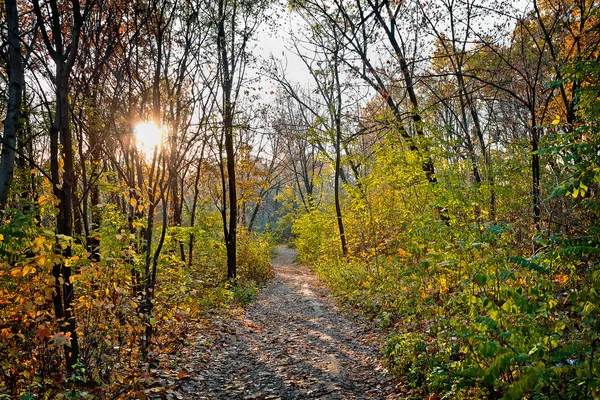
[1,0,599,398]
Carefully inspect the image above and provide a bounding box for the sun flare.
[134,121,163,155]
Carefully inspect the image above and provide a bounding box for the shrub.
[236,229,273,284]
[383,332,430,388]
[292,208,341,264]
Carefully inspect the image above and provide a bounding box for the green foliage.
[549,60,600,210]
[292,208,341,264]
[383,332,430,387]
[292,102,600,398]
[236,229,274,284]
[232,281,260,305]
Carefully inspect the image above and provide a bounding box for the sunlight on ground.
[134,121,164,155]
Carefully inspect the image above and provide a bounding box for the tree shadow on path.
[154,246,401,399]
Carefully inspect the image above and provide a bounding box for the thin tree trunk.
[32,0,88,371]
[142,148,158,355]
[51,69,80,372]
[0,0,24,210]
[531,113,541,231]
[333,49,347,258]
[188,157,203,269]
[218,0,237,279]
[87,83,102,262]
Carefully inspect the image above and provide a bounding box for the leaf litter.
[139,246,403,399]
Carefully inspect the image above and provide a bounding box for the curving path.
[148,246,401,399]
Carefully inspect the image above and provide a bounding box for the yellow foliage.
[397,248,412,258]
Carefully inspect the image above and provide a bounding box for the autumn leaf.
[36,326,51,340]
[22,265,36,276]
[397,248,412,258]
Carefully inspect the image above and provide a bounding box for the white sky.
[254,7,313,92]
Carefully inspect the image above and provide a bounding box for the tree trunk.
[531,119,541,232]
[188,157,203,269]
[218,0,237,280]
[141,148,158,355]
[87,86,102,262]
[16,93,36,207]
[32,0,88,371]
[171,172,185,262]
[0,0,24,210]
[334,147,347,257]
[333,49,348,258]
[51,67,80,372]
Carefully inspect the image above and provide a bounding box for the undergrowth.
[292,130,600,398]
[0,207,273,398]
[297,208,600,398]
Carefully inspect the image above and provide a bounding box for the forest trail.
[147,246,400,399]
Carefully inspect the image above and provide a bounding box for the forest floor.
[141,246,402,399]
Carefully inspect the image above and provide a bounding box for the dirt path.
[149,246,400,399]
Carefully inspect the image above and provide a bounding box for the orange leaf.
[36,326,51,340]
